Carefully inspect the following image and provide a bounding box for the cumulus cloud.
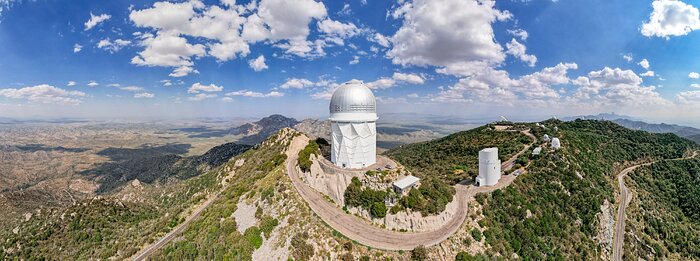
[366,72,426,89]
[349,55,359,65]
[392,72,424,84]
[87,81,99,87]
[97,38,131,53]
[134,92,154,98]
[85,12,111,31]
[640,71,655,77]
[641,0,700,38]
[281,78,314,89]
[388,0,511,71]
[131,32,206,77]
[507,28,528,41]
[638,58,650,69]
[0,84,86,105]
[187,82,223,93]
[370,33,390,48]
[248,55,268,71]
[691,83,700,88]
[690,72,700,79]
[73,44,83,53]
[570,67,670,107]
[225,90,284,97]
[161,79,173,86]
[67,81,76,86]
[505,38,537,67]
[128,0,334,77]
[677,90,700,103]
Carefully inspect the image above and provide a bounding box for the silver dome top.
[329,80,376,114]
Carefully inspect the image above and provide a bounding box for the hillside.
[624,158,700,259]
[384,125,530,184]
[469,120,696,259]
[569,113,700,144]
[83,142,251,193]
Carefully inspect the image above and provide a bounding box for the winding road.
[286,130,536,250]
[612,151,697,261]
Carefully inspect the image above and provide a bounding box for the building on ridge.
[476,147,501,187]
[329,80,377,169]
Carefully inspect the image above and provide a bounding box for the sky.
[2,0,700,126]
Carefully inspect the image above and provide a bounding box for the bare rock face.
[293,119,331,140]
[302,154,357,205]
[596,200,614,259]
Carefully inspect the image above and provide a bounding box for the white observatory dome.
[329,80,377,169]
[329,80,377,122]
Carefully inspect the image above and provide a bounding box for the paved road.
[131,170,236,261]
[285,130,536,250]
[612,151,697,261]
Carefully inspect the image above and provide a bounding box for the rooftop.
[393,175,420,189]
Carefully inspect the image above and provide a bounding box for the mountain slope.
[84,142,251,193]
[470,119,696,259]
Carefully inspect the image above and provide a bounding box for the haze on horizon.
[2,0,700,127]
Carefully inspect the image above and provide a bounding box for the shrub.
[471,228,482,242]
[291,232,314,260]
[370,202,387,218]
[298,140,319,172]
[411,245,428,260]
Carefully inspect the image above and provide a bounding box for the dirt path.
[130,170,236,261]
[612,151,697,261]
[286,130,535,250]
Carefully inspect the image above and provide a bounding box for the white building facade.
[329,80,377,169]
[476,147,501,187]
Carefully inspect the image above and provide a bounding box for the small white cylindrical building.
[551,137,561,149]
[329,80,377,169]
[476,147,501,187]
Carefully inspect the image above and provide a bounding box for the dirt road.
[612,151,697,261]
[286,130,536,250]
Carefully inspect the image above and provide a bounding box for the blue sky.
[1,0,700,126]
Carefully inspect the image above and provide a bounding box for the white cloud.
[677,90,700,103]
[225,90,284,97]
[407,93,419,98]
[97,38,131,53]
[221,96,234,102]
[388,0,511,71]
[638,58,650,69]
[131,32,206,77]
[73,44,83,53]
[120,86,144,92]
[0,84,86,105]
[67,81,76,86]
[570,67,670,107]
[317,19,359,39]
[189,93,218,101]
[85,13,111,31]
[349,55,359,64]
[690,72,700,79]
[134,92,155,98]
[507,28,528,41]
[640,70,656,77]
[87,81,99,87]
[505,38,537,67]
[392,72,424,84]
[366,78,396,89]
[371,33,390,48]
[248,55,268,71]
[280,78,314,89]
[187,82,223,93]
[641,0,700,38]
[690,83,700,88]
[161,80,173,86]
[623,54,633,62]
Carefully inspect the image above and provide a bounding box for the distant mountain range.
[568,113,700,144]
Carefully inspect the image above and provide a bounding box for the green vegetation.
[398,178,455,215]
[411,245,428,260]
[344,177,388,218]
[385,126,528,184]
[455,251,489,261]
[470,228,482,242]
[291,232,315,260]
[148,131,289,260]
[298,139,320,172]
[624,158,700,259]
[473,119,697,259]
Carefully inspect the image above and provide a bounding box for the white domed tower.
[329,80,377,169]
